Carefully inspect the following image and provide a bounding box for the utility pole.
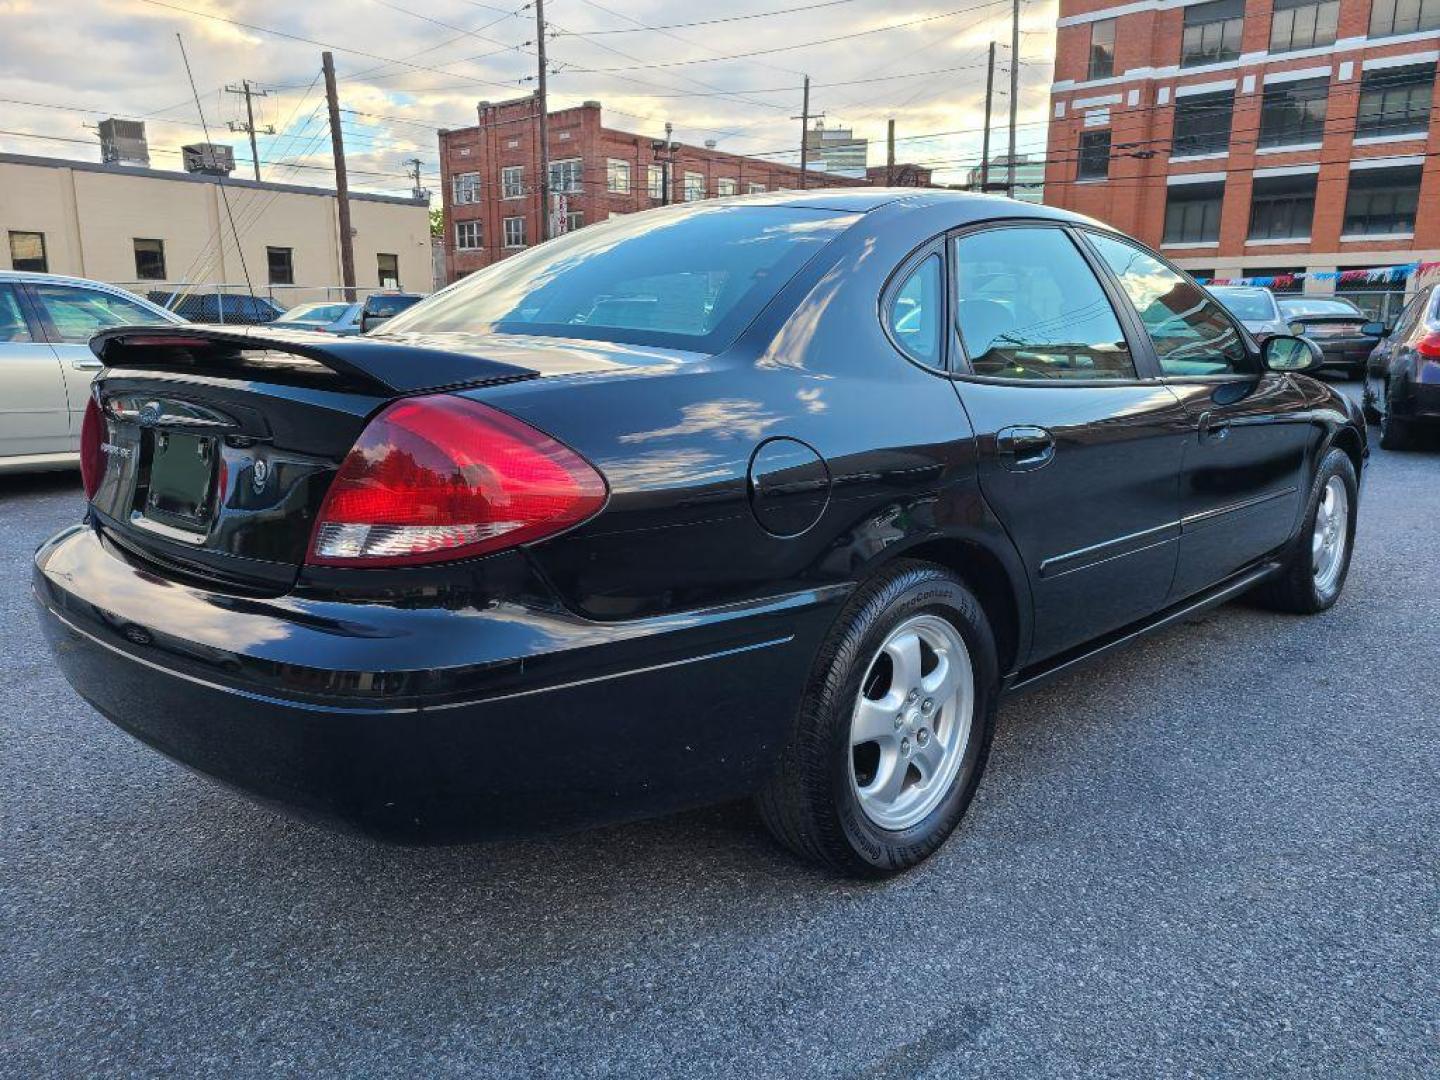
[981,41,996,193]
[797,75,810,189]
[404,157,428,201]
[886,118,895,186]
[661,120,673,205]
[535,0,552,242]
[1008,0,1019,198]
[321,52,356,301]
[225,80,274,182]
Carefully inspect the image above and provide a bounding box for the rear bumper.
[1392,376,1440,422]
[34,525,843,841]
[1312,340,1374,370]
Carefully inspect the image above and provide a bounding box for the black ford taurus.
[34,191,1366,876]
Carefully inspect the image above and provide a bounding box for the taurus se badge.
[251,459,270,494]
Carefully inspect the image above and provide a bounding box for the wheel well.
[1329,425,1364,477]
[894,538,1022,676]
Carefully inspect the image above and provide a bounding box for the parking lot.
[2,383,1436,1079]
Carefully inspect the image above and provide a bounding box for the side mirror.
[1263,334,1324,374]
[1361,320,1387,337]
[1288,321,1307,336]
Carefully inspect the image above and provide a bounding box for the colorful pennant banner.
[1195,260,1440,288]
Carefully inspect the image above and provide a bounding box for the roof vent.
[99,119,149,168]
[182,143,236,176]
[704,139,717,149]
[582,99,601,109]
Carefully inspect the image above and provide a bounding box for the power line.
[553,0,865,35]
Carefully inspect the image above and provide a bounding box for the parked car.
[146,290,285,325]
[359,292,423,333]
[1363,283,1440,450]
[1364,286,1431,377]
[0,271,182,474]
[272,301,362,335]
[1206,285,1290,340]
[1276,296,1381,377]
[34,192,1365,876]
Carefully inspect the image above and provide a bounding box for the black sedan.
[34,192,1366,876]
[1364,282,1440,450]
[1277,296,1383,377]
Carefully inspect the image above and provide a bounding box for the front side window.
[1342,165,1422,236]
[0,284,34,342]
[1258,77,1329,148]
[953,227,1136,380]
[1173,91,1234,156]
[1088,233,1248,376]
[1088,18,1116,80]
[453,172,480,205]
[1356,64,1435,138]
[266,246,294,285]
[606,158,630,194]
[887,253,943,365]
[549,158,582,195]
[456,220,482,250]
[133,238,166,281]
[377,253,399,289]
[383,204,860,352]
[1270,0,1338,52]
[1182,0,1244,67]
[1248,174,1317,240]
[30,283,170,343]
[8,230,46,273]
[1078,130,1111,180]
[1370,0,1440,36]
[503,216,526,248]
[1164,182,1224,244]
[500,165,524,199]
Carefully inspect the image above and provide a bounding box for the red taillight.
[1415,330,1440,359]
[79,395,105,499]
[307,394,607,568]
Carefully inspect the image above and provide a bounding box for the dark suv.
[147,291,285,325]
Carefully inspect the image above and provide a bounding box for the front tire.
[756,561,998,877]
[1254,447,1357,614]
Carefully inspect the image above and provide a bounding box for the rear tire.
[1379,408,1417,451]
[756,561,998,877]
[1253,447,1357,614]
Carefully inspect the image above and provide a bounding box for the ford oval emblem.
[252,459,270,494]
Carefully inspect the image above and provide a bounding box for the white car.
[0,271,182,474]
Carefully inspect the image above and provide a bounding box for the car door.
[1083,232,1313,602]
[25,282,175,448]
[0,282,70,459]
[946,223,1191,664]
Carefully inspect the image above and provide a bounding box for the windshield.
[384,203,862,351]
[1279,297,1363,317]
[277,303,348,323]
[1208,288,1277,321]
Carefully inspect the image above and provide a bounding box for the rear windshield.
[278,303,348,323]
[1279,298,1363,317]
[384,204,861,351]
[365,294,422,317]
[1209,288,1276,321]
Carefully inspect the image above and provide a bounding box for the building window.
[455,221,482,250]
[647,164,666,199]
[748,182,766,193]
[1356,64,1435,138]
[1163,182,1224,244]
[500,165,524,199]
[1182,0,1244,68]
[1077,130,1111,179]
[453,172,480,205]
[133,238,166,280]
[1342,165,1422,235]
[1247,173,1317,240]
[1370,0,1440,37]
[8,231,46,272]
[1088,18,1116,80]
[716,178,737,196]
[1173,91,1234,156]
[503,216,526,248]
[1258,77,1329,148]
[1269,0,1338,52]
[565,211,584,234]
[549,158,582,194]
[377,253,399,288]
[266,246,294,285]
[606,158,630,194]
[683,172,705,201]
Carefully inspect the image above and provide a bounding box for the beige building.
[0,151,431,307]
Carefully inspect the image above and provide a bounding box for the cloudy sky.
[0,0,1059,199]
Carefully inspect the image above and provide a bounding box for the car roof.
[709,187,1100,228]
[0,269,184,319]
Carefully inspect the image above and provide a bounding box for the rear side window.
[0,284,33,342]
[365,295,421,318]
[385,204,861,352]
[30,283,170,343]
[888,253,943,365]
[952,227,1137,380]
[1088,233,1249,376]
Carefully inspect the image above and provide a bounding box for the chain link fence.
[108,282,427,323]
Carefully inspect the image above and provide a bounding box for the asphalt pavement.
[3,384,1437,1078]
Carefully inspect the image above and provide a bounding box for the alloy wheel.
[1312,475,1349,594]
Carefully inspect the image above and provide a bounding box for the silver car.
[0,271,182,474]
[271,301,363,335]
[1205,285,1291,340]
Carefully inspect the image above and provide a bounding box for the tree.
[429,207,443,239]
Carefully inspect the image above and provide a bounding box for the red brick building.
[1044,0,1440,301]
[438,97,867,282]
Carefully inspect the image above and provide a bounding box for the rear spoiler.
[90,324,538,395]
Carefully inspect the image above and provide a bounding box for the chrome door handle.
[1198,411,1230,442]
[996,425,1055,472]
[70,359,103,371]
